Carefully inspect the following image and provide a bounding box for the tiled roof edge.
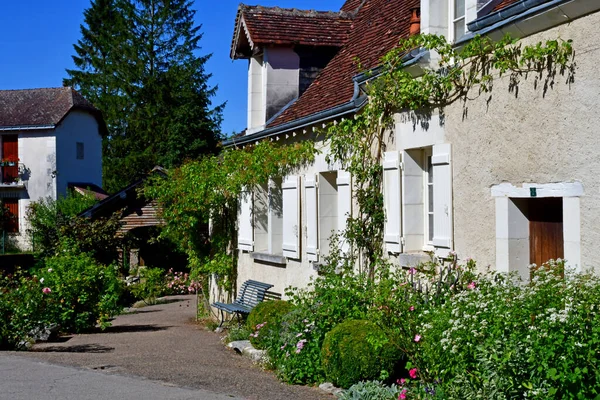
[223,96,367,148]
[223,51,426,148]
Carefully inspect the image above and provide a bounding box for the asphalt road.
[0,295,328,400]
[0,355,242,400]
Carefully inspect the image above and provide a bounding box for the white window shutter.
[238,189,254,251]
[304,174,319,262]
[432,143,453,249]
[336,170,352,254]
[282,175,300,259]
[383,151,402,254]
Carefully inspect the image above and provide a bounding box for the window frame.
[423,148,435,251]
[449,0,467,42]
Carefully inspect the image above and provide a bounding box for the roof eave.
[466,0,567,33]
[0,124,56,131]
[223,51,426,148]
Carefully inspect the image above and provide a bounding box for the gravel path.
[1,295,328,400]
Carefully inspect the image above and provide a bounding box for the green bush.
[129,267,166,301]
[337,381,400,400]
[246,300,293,349]
[39,251,123,332]
[269,268,374,384]
[416,260,600,399]
[322,320,400,389]
[0,251,123,349]
[0,269,48,349]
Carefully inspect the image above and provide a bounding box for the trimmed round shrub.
[321,320,400,389]
[246,300,293,349]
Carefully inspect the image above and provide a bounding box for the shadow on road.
[33,344,115,353]
[101,324,171,334]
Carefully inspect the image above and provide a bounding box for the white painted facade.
[1,110,102,249]
[231,0,600,297]
[246,47,300,134]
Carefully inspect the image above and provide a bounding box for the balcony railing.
[0,162,25,187]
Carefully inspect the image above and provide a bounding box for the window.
[238,176,301,260]
[1,198,18,233]
[451,0,466,41]
[2,135,18,184]
[76,142,84,160]
[425,150,434,245]
[390,144,453,254]
[252,179,283,255]
[318,171,338,259]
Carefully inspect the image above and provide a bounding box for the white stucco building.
[0,87,104,249]
[225,0,600,296]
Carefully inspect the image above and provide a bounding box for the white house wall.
[235,137,343,296]
[55,110,103,197]
[446,11,600,271]
[12,131,57,248]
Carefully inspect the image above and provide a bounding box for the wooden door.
[2,135,18,183]
[529,198,563,267]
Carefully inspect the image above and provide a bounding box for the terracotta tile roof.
[231,5,354,58]
[268,0,420,127]
[0,87,100,128]
[69,182,109,200]
[493,0,520,12]
[340,0,366,13]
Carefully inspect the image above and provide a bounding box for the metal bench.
[212,280,274,327]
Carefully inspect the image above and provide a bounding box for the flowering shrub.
[269,268,373,384]
[130,268,197,301]
[0,269,49,349]
[246,300,293,349]
[415,260,600,399]
[164,269,199,295]
[0,250,122,349]
[38,252,122,332]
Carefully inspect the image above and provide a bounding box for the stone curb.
[226,340,343,396]
[227,340,267,363]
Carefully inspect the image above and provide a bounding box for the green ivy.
[146,141,315,297]
[326,34,574,276]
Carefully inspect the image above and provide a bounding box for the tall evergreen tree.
[65,0,223,193]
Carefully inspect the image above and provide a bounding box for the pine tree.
[65,0,222,193]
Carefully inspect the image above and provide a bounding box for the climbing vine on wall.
[326,33,574,277]
[146,141,315,294]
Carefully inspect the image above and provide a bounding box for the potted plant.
[1,157,19,167]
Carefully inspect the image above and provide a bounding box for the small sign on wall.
[530,187,537,197]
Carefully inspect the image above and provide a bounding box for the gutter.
[0,125,55,131]
[464,0,566,37]
[223,50,426,148]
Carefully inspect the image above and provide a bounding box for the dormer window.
[451,0,466,41]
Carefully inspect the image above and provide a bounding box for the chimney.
[410,7,421,36]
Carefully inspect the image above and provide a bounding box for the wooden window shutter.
[383,151,402,254]
[432,143,453,249]
[3,198,18,233]
[282,175,300,259]
[2,135,18,183]
[238,189,254,251]
[304,174,319,262]
[336,170,352,254]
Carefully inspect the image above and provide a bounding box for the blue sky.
[0,0,345,136]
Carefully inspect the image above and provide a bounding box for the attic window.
[76,142,84,160]
[451,0,467,41]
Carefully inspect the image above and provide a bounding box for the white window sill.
[250,252,287,265]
